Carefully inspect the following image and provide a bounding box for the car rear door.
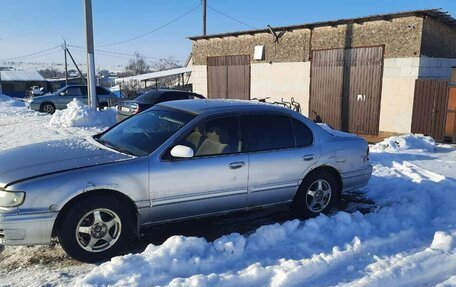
[242,114,319,207]
[148,115,249,222]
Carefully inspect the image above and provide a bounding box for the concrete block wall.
[191,65,207,97]
[418,56,456,79]
[379,57,420,133]
[250,62,311,116]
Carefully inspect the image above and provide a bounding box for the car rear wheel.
[292,170,340,218]
[40,103,55,114]
[57,195,133,263]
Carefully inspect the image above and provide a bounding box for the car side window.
[292,118,313,147]
[243,115,295,152]
[65,87,82,96]
[158,93,187,103]
[96,87,110,95]
[179,116,241,157]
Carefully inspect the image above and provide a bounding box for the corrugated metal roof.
[189,8,456,40]
[115,67,191,83]
[0,71,46,82]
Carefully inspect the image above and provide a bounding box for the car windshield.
[96,108,195,156]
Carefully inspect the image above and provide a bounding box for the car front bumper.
[28,101,41,111]
[0,211,57,246]
[341,165,373,192]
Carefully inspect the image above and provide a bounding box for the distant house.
[188,9,456,141]
[0,71,47,98]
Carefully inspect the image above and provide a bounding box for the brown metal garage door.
[207,55,250,100]
[411,79,449,141]
[309,49,345,130]
[310,46,384,135]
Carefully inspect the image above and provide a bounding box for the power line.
[69,44,162,60]
[0,45,61,61]
[207,4,256,29]
[97,4,201,48]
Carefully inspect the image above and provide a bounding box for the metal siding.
[346,46,384,135]
[310,46,383,134]
[309,49,344,130]
[207,55,250,100]
[411,79,449,141]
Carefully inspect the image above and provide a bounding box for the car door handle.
[303,154,315,161]
[229,161,245,169]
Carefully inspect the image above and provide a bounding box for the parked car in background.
[26,85,121,114]
[116,89,204,122]
[0,99,372,262]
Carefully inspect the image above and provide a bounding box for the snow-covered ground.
[0,95,455,287]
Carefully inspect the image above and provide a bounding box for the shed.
[188,9,456,139]
[0,71,47,98]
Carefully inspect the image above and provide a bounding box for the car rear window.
[135,91,163,103]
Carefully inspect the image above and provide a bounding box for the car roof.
[157,99,293,115]
[142,89,197,95]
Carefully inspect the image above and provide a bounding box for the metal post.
[202,0,207,35]
[66,48,87,85]
[64,41,68,86]
[83,0,97,110]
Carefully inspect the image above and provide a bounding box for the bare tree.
[125,52,150,76]
[38,68,64,79]
[150,56,179,71]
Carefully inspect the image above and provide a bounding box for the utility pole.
[83,0,97,110]
[0,69,2,96]
[63,40,68,86]
[202,0,207,35]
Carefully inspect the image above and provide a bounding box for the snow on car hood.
[0,138,133,187]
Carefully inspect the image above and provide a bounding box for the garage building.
[188,9,456,140]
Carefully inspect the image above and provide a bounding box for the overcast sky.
[0,0,455,69]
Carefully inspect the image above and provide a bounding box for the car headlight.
[0,189,25,207]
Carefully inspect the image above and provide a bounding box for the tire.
[40,103,55,114]
[57,195,134,263]
[292,170,340,219]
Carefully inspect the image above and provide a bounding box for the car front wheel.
[292,170,340,218]
[40,103,55,114]
[57,195,133,263]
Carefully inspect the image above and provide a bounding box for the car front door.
[148,115,249,222]
[243,114,319,207]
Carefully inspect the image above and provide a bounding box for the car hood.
[0,137,134,187]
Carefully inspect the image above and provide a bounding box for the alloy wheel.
[306,179,332,213]
[75,208,122,253]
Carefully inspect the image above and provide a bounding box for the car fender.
[7,157,150,218]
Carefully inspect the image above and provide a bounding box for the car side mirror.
[170,145,194,159]
[60,92,66,96]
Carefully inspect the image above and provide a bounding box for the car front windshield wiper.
[94,137,136,156]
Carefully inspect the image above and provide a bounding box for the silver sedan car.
[27,85,120,114]
[0,100,372,262]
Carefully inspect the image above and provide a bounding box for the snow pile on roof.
[49,99,116,128]
[372,134,436,152]
[78,149,456,287]
[0,70,45,82]
[0,94,25,107]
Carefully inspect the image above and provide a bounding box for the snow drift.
[372,133,436,152]
[49,99,116,128]
[0,94,25,108]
